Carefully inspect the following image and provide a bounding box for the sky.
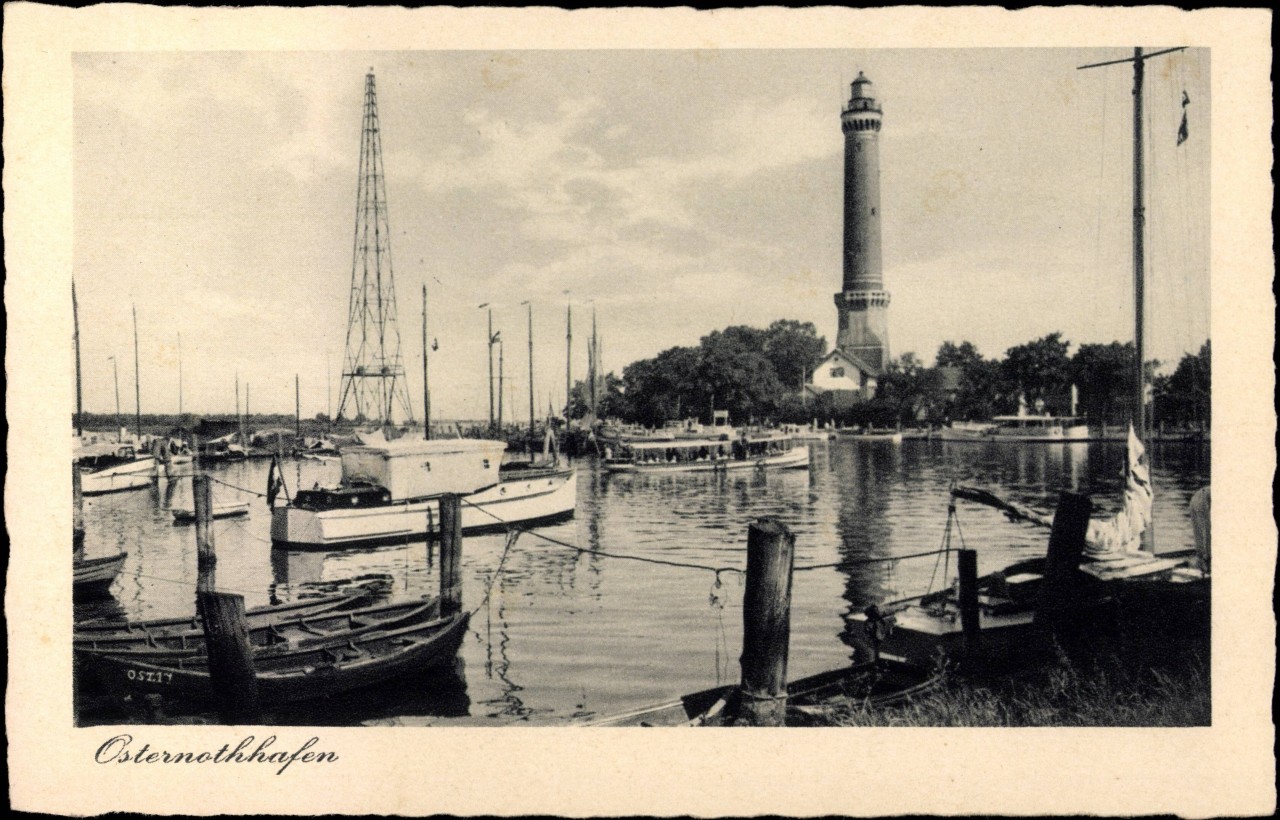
[72,48,1210,421]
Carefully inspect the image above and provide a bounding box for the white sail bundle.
[1084,425,1154,558]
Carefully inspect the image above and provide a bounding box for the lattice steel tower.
[337,71,414,425]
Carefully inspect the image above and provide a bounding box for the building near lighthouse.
[807,71,890,406]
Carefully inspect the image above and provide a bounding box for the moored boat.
[75,591,368,640]
[78,445,157,495]
[837,427,903,443]
[270,437,577,550]
[170,501,251,524]
[76,596,440,659]
[602,432,809,474]
[73,553,128,595]
[77,612,470,706]
[584,657,939,726]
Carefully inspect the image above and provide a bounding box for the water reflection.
[74,440,1209,725]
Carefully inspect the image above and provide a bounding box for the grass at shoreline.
[829,644,1210,727]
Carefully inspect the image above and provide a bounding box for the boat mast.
[295,374,301,442]
[524,300,535,440]
[109,356,121,442]
[565,302,572,419]
[589,305,598,425]
[1078,46,1185,443]
[498,338,505,432]
[73,280,82,437]
[132,304,142,441]
[422,284,431,441]
[178,333,183,419]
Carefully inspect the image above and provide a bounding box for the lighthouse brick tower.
[835,71,890,372]
[807,72,890,404]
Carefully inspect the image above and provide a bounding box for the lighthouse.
[806,72,890,405]
[835,71,890,372]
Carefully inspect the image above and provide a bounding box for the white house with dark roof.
[806,348,880,405]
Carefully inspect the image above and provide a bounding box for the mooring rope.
[458,496,954,578]
[471,529,521,614]
[207,476,267,498]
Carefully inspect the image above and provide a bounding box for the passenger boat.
[74,591,367,641]
[938,414,1088,443]
[270,437,577,550]
[73,553,128,595]
[170,501,251,524]
[76,612,470,706]
[602,432,809,474]
[584,657,940,726]
[75,596,440,659]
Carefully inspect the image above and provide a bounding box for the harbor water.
[75,438,1209,726]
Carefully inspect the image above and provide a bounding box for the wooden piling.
[198,591,262,724]
[438,494,462,616]
[1036,491,1093,627]
[193,473,216,595]
[957,549,980,654]
[739,517,795,727]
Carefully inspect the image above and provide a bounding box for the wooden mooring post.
[192,472,262,723]
[1035,492,1093,628]
[193,473,216,595]
[438,494,463,616]
[957,548,980,655]
[739,518,795,727]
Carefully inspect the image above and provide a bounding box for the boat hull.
[171,502,251,523]
[78,613,470,706]
[604,445,810,474]
[270,469,578,550]
[81,458,157,496]
[584,658,939,726]
[75,592,366,640]
[73,553,128,594]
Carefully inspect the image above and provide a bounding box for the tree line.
[565,322,1211,431]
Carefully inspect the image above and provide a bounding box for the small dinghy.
[584,657,940,727]
[73,553,128,595]
[170,501,251,524]
[77,613,471,706]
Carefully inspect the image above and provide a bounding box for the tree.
[762,320,827,393]
[874,353,946,426]
[698,327,786,424]
[1154,340,1210,429]
[1001,333,1073,414]
[1070,342,1134,426]
[935,340,1001,421]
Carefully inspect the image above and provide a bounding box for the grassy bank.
[829,643,1209,727]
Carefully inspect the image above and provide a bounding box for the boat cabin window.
[483,459,490,469]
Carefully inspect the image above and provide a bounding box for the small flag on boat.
[1177,90,1190,146]
[266,456,284,506]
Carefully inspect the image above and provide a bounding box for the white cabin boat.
[78,445,157,496]
[270,437,577,550]
[603,432,809,474]
[171,501,251,524]
[938,415,1088,443]
[987,414,1089,442]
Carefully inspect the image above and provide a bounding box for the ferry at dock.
[602,431,809,474]
[270,437,577,550]
[938,415,1089,443]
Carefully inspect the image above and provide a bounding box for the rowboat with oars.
[74,591,368,641]
[77,612,470,706]
[584,656,939,726]
[75,596,440,659]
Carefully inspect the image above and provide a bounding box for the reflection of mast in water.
[481,576,530,719]
[269,548,328,602]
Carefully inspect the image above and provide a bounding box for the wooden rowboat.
[74,591,368,641]
[76,596,440,658]
[170,501,251,524]
[585,657,940,727]
[77,613,470,706]
[73,553,128,595]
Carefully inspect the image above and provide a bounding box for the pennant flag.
[1177,89,1190,146]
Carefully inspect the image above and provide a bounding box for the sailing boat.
[77,300,157,495]
[851,49,1209,666]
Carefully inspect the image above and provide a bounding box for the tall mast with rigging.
[73,280,83,437]
[1078,46,1186,445]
